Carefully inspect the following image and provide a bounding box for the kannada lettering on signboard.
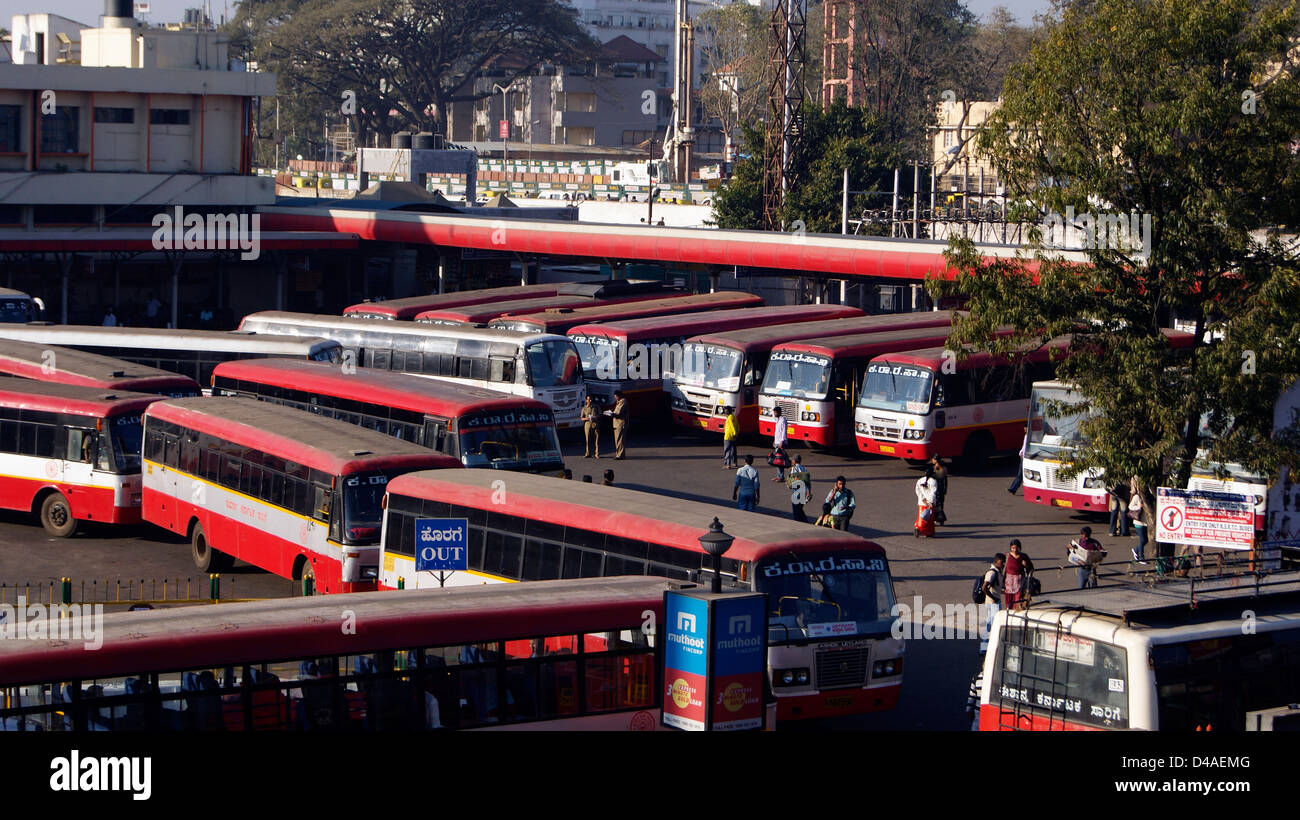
[1156,488,1255,550]
[415,518,469,572]
[662,592,709,731]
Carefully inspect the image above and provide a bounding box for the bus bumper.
[856,436,931,460]
[777,683,900,721]
[672,410,724,432]
[1024,486,1107,511]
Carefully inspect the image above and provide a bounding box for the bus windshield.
[571,335,619,378]
[756,553,895,639]
[458,416,563,470]
[342,472,392,544]
[525,341,581,388]
[763,352,832,399]
[1026,385,1090,458]
[857,362,934,413]
[107,414,144,473]
[679,344,742,390]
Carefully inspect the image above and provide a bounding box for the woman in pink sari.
[1002,539,1034,610]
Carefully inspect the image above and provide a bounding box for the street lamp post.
[493,83,512,193]
[697,517,734,594]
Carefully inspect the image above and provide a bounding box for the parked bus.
[854,337,1073,466]
[343,285,564,320]
[1023,378,1267,523]
[757,320,983,447]
[0,288,45,323]
[380,469,902,721]
[490,291,766,335]
[0,576,688,731]
[0,340,201,398]
[568,304,864,416]
[211,359,564,475]
[236,312,585,428]
[141,397,460,591]
[671,312,951,435]
[976,571,1300,730]
[0,380,163,536]
[413,283,684,326]
[0,325,341,386]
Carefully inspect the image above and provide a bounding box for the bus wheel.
[299,560,317,596]
[40,492,78,538]
[959,433,994,473]
[190,524,228,573]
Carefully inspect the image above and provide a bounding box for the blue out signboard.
[414,518,469,572]
[662,589,767,731]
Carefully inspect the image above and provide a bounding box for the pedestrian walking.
[788,455,810,522]
[822,476,856,530]
[929,455,949,525]
[770,406,789,481]
[1107,480,1130,537]
[722,408,739,468]
[602,469,615,486]
[1129,475,1150,564]
[1008,426,1028,494]
[733,454,760,511]
[1068,526,1105,589]
[914,467,938,537]
[1002,539,1034,610]
[580,395,601,459]
[605,390,628,459]
[979,553,1005,653]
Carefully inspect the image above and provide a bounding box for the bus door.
[61,427,98,508]
[422,417,451,455]
[832,362,857,444]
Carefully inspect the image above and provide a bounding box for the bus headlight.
[1083,476,1106,489]
[855,422,869,433]
[903,429,924,440]
[801,411,820,422]
[759,406,774,417]
[671,398,685,410]
[1023,469,1042,483]
[775,667,810,687]
[873,658,903,677]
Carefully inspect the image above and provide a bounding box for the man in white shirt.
[771,405,789,481]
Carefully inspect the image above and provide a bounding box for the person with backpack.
[975,553,1005,653]
[823,476,856,530]
[788,455,810,522]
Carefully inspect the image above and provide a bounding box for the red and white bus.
[211,359,565,475]
[977,571,1300,731]
[757,320,982,447]
[413,284,684,326]
[853,337,1072,466]
[380,469,902,721]
[343,285,565,320]
[0,576,688,731]
[568,304,864,416]
[141,397,460,592]
[489,291,766,335]
[0,380,163,536]
[0,340,201,398]
[671,312,956,435]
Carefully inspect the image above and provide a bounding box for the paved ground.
[0,421,1131,729]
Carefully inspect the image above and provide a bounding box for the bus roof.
[0,576,682,685]
[0,325,340,355]
[770,324,963,360]
[0,288,33,300]
[343,285,565,319]
[413,290,679,326]
[237,311,565,349]
[868,336,1074,370]
[211,359,552,417]
[490,291,765,334]
[146,397,460,476]
[566,304,865,344]
[684,313,950,353]
[0,340,201,395]
[388,469,881,564]
[0,378,163,416]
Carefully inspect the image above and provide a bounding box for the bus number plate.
[879,445,895,454]
[1052,499,1073,508]
[824,695,855,709]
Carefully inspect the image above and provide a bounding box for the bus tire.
[297,558,317,596]
[39,492,78,538]
[190,524,230,573]
[959,432,994,473]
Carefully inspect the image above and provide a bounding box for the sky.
[1,0,1054,31]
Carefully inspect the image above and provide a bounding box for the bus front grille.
[815,647,870,689]
[776,399,799,422]
[869,423,901,440]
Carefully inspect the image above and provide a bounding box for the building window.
[94,107,135,124]
[40,107,80,153]
[0,105,20,152]
[150,109,191,126]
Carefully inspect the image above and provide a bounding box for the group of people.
[730,452,857,530]
[579,392,629,460]
[912,456,949,537]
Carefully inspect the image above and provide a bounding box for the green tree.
[932,0,1300,516]
[711,102,903,233]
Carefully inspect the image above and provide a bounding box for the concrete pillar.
[171,254,182,328]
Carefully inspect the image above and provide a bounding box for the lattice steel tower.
[822,0,859,107]
[763,0,808,230]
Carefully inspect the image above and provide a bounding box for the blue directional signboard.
[414,518,469,572]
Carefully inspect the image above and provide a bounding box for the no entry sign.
[1156,488,1255,550]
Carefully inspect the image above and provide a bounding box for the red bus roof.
[388,469,882,564]
[871,328,1194,371]
[146,397,461,476]
[343,285,564,319]
[683,312,955,354]
[0,341,201,396]
[772,325,963,360]
[0,577,680,685]
[413,290,685,325]
[489,292,766,334]
[210,359,552,418]
[0,378,164,417]
[566,304,865,344]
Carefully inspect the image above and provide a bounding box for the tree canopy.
[931,0,1300,512]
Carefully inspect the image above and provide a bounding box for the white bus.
[236,312,585,428]
[0,288,45,323]
[0,325,341,387]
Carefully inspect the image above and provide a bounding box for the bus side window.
[423,420,449,453]
[312,486,332,522]
[66,429,88,463]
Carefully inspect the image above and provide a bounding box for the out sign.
[415,518,469,571]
